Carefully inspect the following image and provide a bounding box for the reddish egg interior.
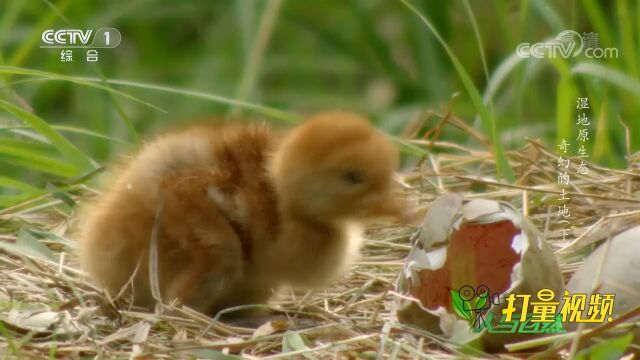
[410,220,522,312]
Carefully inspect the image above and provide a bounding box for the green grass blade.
[592,94,612,162]
[1,67,427,157]
[0,1,26,61]
[530,0,564,33]
[93,66,140,142]
[97,78,301,123]
[573,62,640,150]
[234,0,256,58]
[390,136,428,157]
[549,57,576,147]
[462,0,492,112]
[0,100,95,171]
[0,125,131,145]
[5,0,71,67]
[102,79,429,156]
[0,176,41,193]
[0,136,51,153]
[482,52,527,103]
[582,0,614,49]
[400,0,515,182]
[616,0,638,78]
[348,1,412,87]
[230,0,283,116]
[0,66,166,113]
[0,145,78,177]
[0,195,40,208]
[555,75,575,148]
[572,63,640,96]
[0,66,300,122]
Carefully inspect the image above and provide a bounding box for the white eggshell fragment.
[566,226,640,343]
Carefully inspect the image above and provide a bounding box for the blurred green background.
[0,0,639,208]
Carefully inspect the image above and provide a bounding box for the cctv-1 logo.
[41,28,121,48]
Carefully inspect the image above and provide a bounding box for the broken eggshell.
[396,194,564,351]
[566,225,640,344]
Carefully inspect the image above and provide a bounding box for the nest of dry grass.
[1,122,639,359]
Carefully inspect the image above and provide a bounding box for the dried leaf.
[0,230,56,262]
[574,334,633,360]
[251,319,288,338]
[99,321,150,345]
[282,331,309,354]
[8,310,59,332]
[132,322,150,343]
[186,349,243,360]
[28,229,76,250]
[173,328,188,342]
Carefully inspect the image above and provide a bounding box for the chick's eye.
[341,170,365,185]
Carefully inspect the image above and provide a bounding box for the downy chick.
[77,111,406,315]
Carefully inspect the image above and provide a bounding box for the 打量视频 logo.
[451,285,615,334]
